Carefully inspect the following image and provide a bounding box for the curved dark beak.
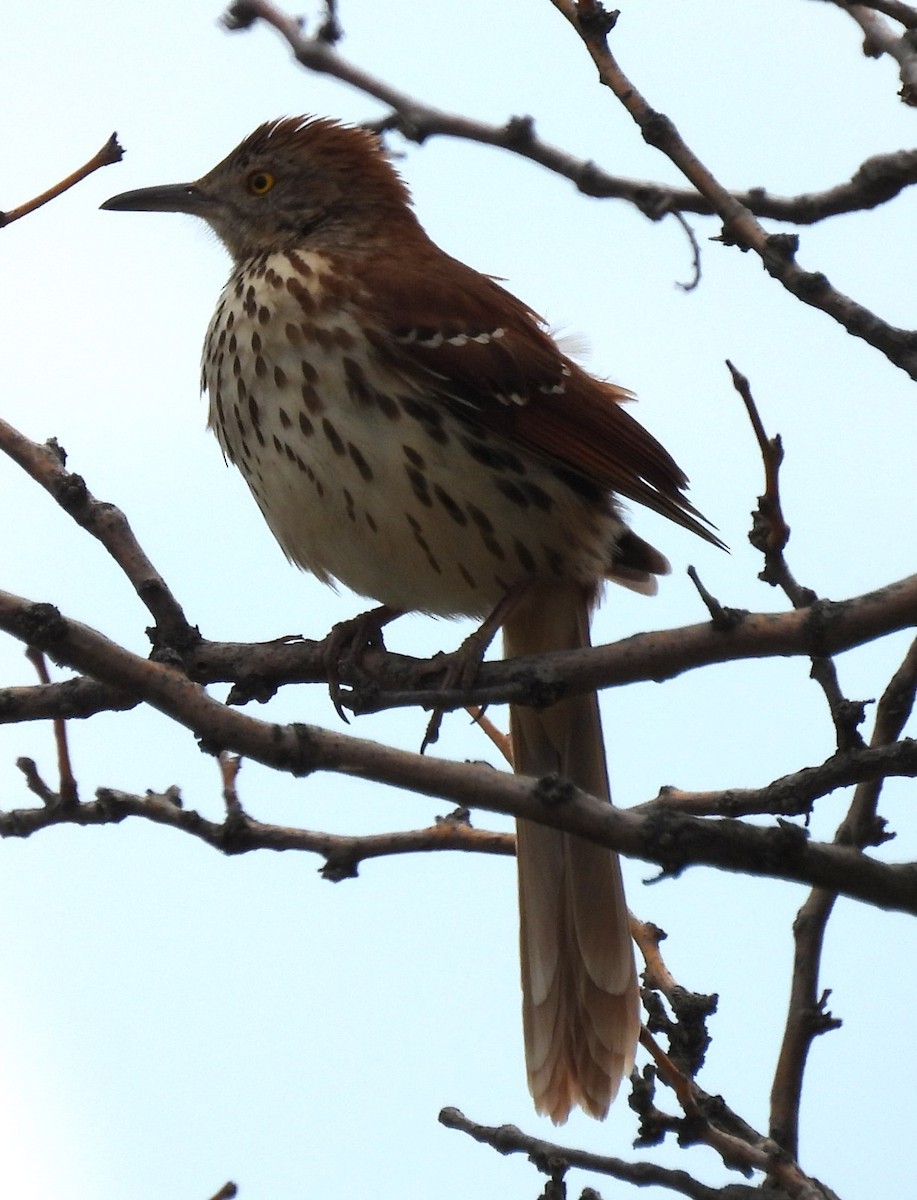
[101,182,210,215]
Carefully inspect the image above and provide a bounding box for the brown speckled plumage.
[103,116,719,1123]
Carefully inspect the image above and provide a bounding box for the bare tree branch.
[2,586,916,911]
[206,1183,238,1200]
[841,0,917,27]
[550,0,917,379]
[0,677,137,722]
[23,648,78,805]
[0,134,122,228]
[181,573,917,714]
[218,1,917,227]
[731,363,857,1158]
[2,571,916,725]
[770,630,917,1154]
[0,417,196,647]
[835,0,917,102]
[843,632,917,841]
[727,362,906,1161]
[440,1098,839,1199]
[439,1106,741,1199]
[0,773,511,876]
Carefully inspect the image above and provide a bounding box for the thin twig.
[0,781,513,874]
[466,705,513,764]
[685,566,741,630]
[670,209,702,291]
[218,751,244,818]
[729,364,867,750]
[206,1183,238,1200]
[771,635,917,1150]
[770,889,842,1156]
[0,134,123,228]
[0,418,196,648]
[632,918,715,1080]
[15,757,59,806]
[842,632,917,843]
[438,1106,732,1199]
[24,648,78,805]
[726,360,791,574]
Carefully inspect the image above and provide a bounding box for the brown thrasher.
[103,117,718,1124]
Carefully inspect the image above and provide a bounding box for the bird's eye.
[247,171,276,196]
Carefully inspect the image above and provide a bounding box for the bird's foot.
[323,604,401,721]
[421,585,527,752]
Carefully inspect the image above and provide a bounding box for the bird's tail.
[504,582,640,1123]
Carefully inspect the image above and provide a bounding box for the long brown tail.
[504,582,640,1124]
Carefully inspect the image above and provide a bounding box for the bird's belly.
[203,284,621,617]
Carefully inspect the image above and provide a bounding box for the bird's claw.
[420,612,507,752]
[322,604,400,721]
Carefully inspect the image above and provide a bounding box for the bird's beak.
[101,182,212,216]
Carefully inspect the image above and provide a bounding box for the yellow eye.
[247,171,275,196]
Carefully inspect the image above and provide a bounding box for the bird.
[102,116,719,1123]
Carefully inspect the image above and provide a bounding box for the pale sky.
[1,3,914,1198]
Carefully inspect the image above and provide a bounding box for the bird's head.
[102,116,416,261]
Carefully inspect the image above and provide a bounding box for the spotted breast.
[202,244,631,617]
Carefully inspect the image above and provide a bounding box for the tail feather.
[505,583,640,1123]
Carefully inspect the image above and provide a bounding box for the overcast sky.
[1,3,914,1198]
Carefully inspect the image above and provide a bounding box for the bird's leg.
[420,583,528,752]
[323,603,402,721]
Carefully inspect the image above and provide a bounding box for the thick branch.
[847,0,917,27]
[1,589,916,912]
[156,571,917,710]
[837,1,917,103]
[0,677,137,722]
[2,570,916,723]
